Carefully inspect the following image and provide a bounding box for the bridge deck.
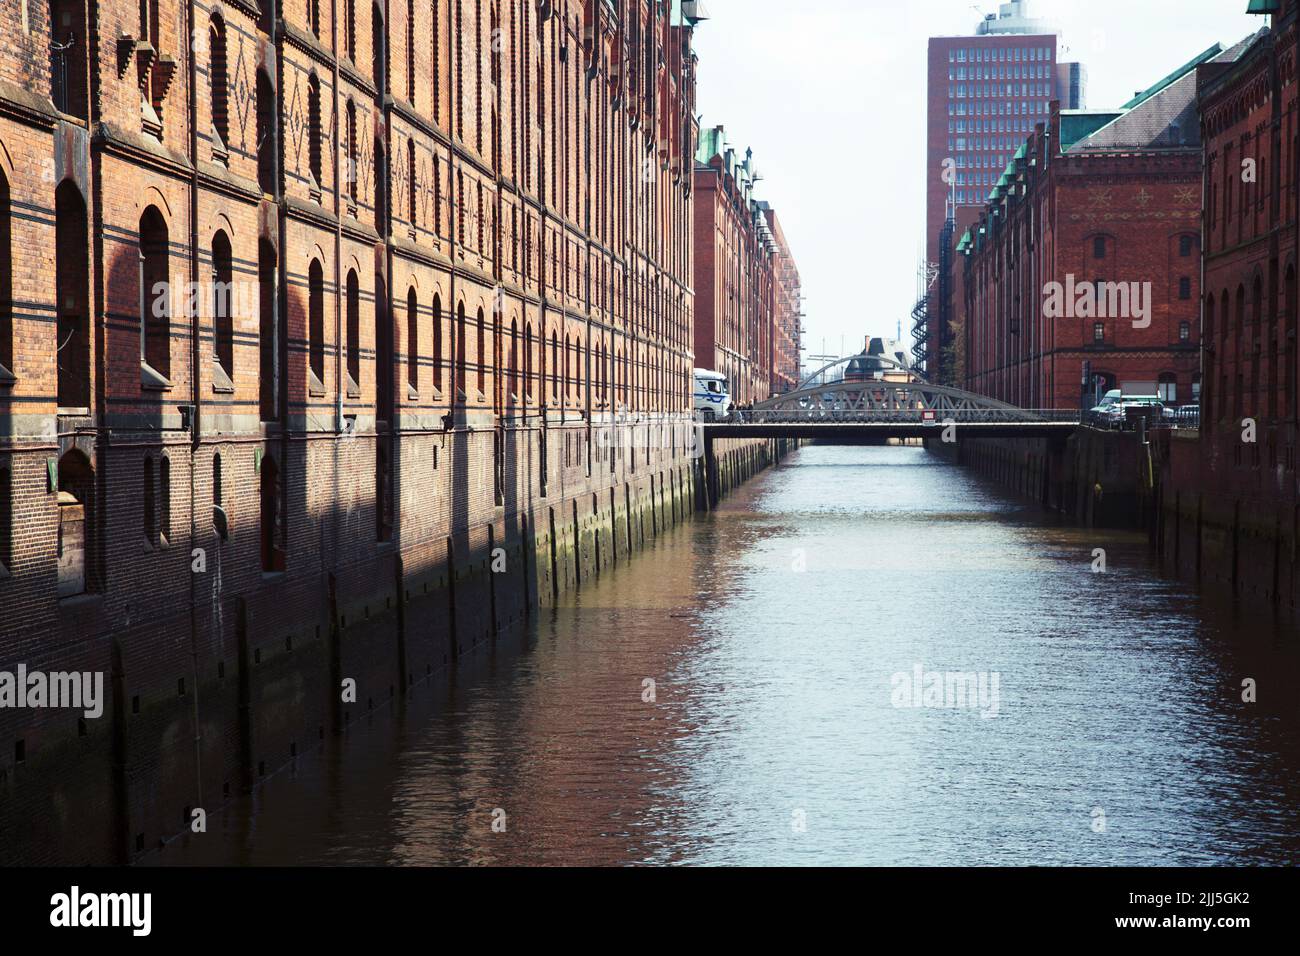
[702,422,1080,440]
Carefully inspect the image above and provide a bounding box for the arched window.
[57,450,94,598]
[372,2,386,99]
[344,0,357,62]
[0,169,11,383]
[143,457,156,546]
[550,332,559,403]
[209,14,229,159]
[345,100,358,206]
[1158,372,1177,405]
[456,302,467,396]
[139,206,170,380]
[563,335,572,401]
[524,323,534,403]
[346,269,361,388]
[432,0,442,123]
[406,287,419,392]
[407,138,417,227]
[509,319,519,401]
[375,442,392,542]
[49,0,88,119]
[375,273,391,421]
[159,455,171,545]
[212,230,234,377]
[476,308,486,395]
[256,70,276,194]
[258,239,279,421]
[307,74,322,190]
[308,259,325,385]
[213,453,223,508]
[260,453,285,572]
[56,180,89,408]
[407,0,416,103]
[432,294,443,391]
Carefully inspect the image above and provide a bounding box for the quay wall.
[0,421,786,865]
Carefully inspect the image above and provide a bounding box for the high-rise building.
[919,1,1086,380]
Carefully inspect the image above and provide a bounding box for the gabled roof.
[1070,36,1255,152]
[1120,44,1222,111]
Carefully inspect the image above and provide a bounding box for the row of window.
[0,181,684,420]
[949,45,1052,64]
[949,102,1050,118]
[1086,321,1193,344]
[950,129,1042,146]
[949,84,1051,99]
[950,63,1053,81]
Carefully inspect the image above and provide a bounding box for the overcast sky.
[691,0,1265,365]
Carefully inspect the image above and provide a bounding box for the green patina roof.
[956,229,972,253]
[1246,1,1281,14]
[1013,142,1028,161]
[695,125,724,165]
[1059,110,1124,150]
[1120,44,1223,110]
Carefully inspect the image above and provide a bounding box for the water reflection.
[152,445,1300,866]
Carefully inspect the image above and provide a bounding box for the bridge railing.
[724,408,1083,425]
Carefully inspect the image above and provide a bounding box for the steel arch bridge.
[703,353,1080,437]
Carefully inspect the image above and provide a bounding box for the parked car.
[1120,398,1166,430]
[1089,393,1167,430]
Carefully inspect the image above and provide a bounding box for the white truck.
[693,368,732,421]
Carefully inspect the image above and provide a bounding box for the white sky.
[691,0,1265,364]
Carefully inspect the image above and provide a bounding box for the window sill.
[212,360,235,394]
[0,363,15,387]
[141,362,173,391]
[308,369,327,398]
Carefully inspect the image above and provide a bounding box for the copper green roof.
[1246,1,1281,13]
[1013,142,1028,161]
[695,125,724,165]
[956,229,972,253]
[1060,110,1124,150]
[1120,44,1223,110]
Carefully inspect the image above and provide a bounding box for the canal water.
[153,445,1300,866]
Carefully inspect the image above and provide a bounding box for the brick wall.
[0,0,790,862]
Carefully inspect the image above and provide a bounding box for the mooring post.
[705,432,720,510]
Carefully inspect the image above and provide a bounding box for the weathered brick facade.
[692,126,777,407]
[958,81,1211,411]
[1199,7,1299,474]
[761,202,800,395]
[1157,1,1300,612]
[0,0,793,863]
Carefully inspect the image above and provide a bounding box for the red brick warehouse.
[693,126,777,408]
[0,0,803,863]
[1199,2,1300,475]
[1169,0,1300,609]
[954,44,1249,411]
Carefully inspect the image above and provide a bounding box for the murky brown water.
[150,445,1300,866]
